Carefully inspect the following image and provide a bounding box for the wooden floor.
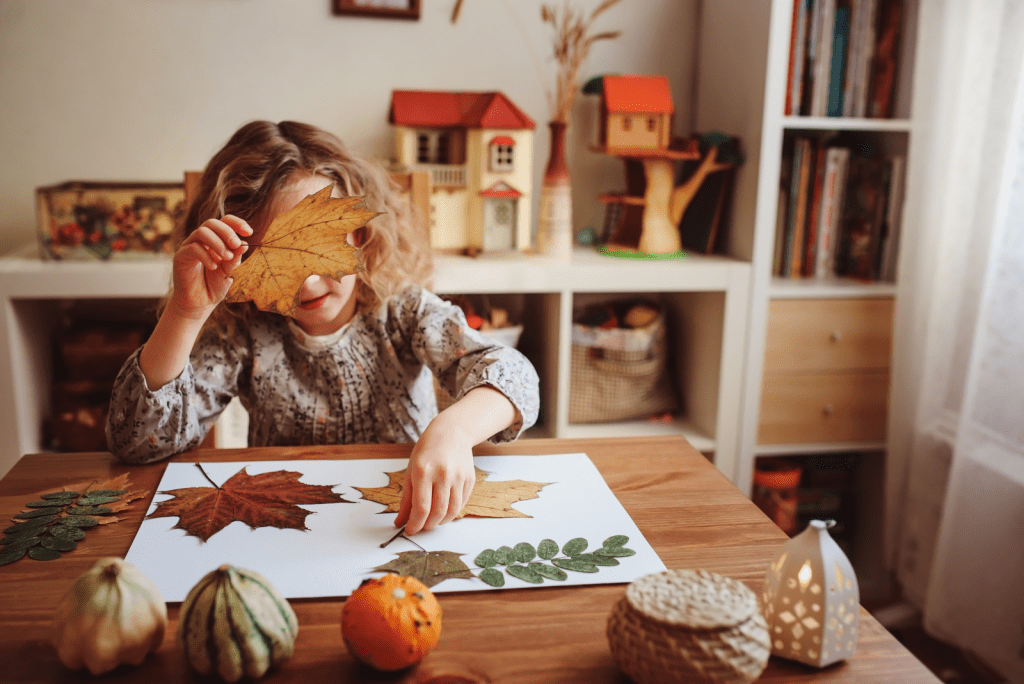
[869,612,1008,684]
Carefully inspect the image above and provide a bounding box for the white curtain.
[887,0,1024,680]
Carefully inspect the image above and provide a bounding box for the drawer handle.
[829,331,843,343]
[822,404,835,416]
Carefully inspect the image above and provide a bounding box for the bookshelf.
[695,0,923,598]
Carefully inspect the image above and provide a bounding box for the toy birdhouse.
[389,90,536,255]
[588,75,740,256]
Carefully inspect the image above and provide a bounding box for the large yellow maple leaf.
[354,467,549,519]
[224,186,379,315]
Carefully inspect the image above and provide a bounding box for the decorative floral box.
[36,181,186,260]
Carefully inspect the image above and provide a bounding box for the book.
[827,5,851,116]
[787,0,812,115]
[802,0,823,116]
[868,0,903,118]
[836,153,887,279]
[878,154,905,280]
[841,0,860,117]
[810,0,837,116]
[789,137,814,277]
[814,146,850,277]
[774,186,789,276]
[852,0,879,116]
[803,141,828,276]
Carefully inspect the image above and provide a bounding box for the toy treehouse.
[589,75,736,256]
[389,90,535,255]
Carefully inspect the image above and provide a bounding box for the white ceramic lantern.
[761,520,859,667]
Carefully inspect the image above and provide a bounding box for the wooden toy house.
[598,74,674,151]
[389,90,535,253]
[590,75,732,255]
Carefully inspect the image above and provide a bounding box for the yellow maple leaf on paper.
[224,185,380,315]
[354,467,549,519]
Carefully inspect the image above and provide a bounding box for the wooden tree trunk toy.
[595,140,734,256]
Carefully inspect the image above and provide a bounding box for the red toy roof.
[602,75,675,114]
[389,91,535,130]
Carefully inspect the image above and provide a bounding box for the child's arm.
[139,216,250,389]
[395,385,518,535]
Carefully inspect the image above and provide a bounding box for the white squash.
[178,564,298,682]
[51,557,168,675]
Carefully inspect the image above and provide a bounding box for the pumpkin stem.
[101,560,121,580]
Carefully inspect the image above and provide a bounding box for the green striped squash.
[177,565,298,682]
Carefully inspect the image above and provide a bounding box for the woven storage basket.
[607,569,771,684]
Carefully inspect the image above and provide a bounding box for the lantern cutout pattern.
[761,519,859,667]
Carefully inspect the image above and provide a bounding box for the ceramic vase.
[537,121,573,260]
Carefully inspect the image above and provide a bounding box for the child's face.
[264,173,358,336]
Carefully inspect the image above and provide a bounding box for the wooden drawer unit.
[763,298,894,372]
[758,370,890,444]
[758,297,894,445]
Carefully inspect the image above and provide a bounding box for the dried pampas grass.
[542,0,623,124]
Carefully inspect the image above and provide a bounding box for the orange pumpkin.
[341,574,442,671]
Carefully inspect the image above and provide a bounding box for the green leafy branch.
[474,535,636,587]
[0,488,128,566]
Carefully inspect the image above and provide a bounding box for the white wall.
[0,0,697,256]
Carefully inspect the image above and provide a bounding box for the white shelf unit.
[695,0,924,599]
[0,245,750,484]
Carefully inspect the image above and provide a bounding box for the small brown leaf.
[225,186,377,315]
[354,467,548,519]
[372,550,474,588]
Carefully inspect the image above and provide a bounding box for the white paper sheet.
[124,453,666,601]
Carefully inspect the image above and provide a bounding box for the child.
[106,120,540,536]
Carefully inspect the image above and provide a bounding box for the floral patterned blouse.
[106,286,540,464]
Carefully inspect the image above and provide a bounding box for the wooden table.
[0,436,937,683]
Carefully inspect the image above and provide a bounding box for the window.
[491,144,515,172]
[623,117,632,132]
[415,131,450,164]
[647,117,657,132]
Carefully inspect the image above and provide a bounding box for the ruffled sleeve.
[390,287,540,442]
[105,328,245,463]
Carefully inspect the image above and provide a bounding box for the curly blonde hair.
[175,120,433,333]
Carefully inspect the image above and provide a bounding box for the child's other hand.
[171,216,252,317]
[396,416,476,536]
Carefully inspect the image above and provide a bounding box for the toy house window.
[647,117,657,132]
[416,131,450,164]
[622,117,632,132]
[490,144,515,172]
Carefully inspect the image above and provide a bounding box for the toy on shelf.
[587,75,741,257]
[388,90,535,256]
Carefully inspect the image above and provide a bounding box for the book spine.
[879,154,905,280]
[781,139,805,276]
[804,141,827,276]
[868,0,903,118]
[853,0,879,117]
[842,0,861,117]
[803,0,822,116]
[827,6,851,116]
[791,0,811,115]
[785,0,800,115]
[812,0,837,116]
[815,146,850,276]
[790,137,813,277]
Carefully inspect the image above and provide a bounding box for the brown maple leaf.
[372,550,474,589]
[224,186,379,315]
[146,464,353,542]
[354,467,549,519]
[15,472,148,527]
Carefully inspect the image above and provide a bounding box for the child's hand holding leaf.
[171,215,252,318]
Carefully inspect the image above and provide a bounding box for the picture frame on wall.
[332,0,420,20]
